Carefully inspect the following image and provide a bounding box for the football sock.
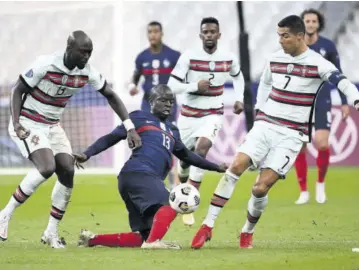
[188,166,203,190]
[2,169,46,216]
[294,151,307,192]
[317,149,330,183]
[46,180,72,233]
[89,232,143,247]
[178,161,189,184]
[242,193,268,233]
[146,205,177,243]
[168,171,176,190]
[203,170,239,228]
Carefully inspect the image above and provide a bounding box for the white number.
[162,134,171,150]
[152,73,159,86]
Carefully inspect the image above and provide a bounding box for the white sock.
[177,161,189,181]
[203,170,239,228]
[188,166,204,189]
[46,180,72,234]
[2,169,46,216]
[241,193,268,233]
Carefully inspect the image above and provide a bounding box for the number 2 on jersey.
[152,74,159,86]
[283,75,291,89]
[209,73,215,84]
[162,134,171,150]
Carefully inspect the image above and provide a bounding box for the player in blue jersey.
[74,84,227,249]
[128,21,181,189]
[294,9,351,205]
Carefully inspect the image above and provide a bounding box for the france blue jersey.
[84,110,220,180]
[135,45,181,94]
[309,35,347,105]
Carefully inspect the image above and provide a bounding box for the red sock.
[146,205,177,243]
[295,151,307,192]
[88,232,143,247]
[317,149,330,183]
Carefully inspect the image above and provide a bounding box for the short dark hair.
[201,17,219,28]
[148,21,162,31]
[277,15,305,34]
[149,84,171,102]
[300,9,325,32]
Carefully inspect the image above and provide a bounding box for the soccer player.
[128,21,181,190]
[167,17,245,226]
[294,9,350,204]
[191,15,359,249]
[73,84,227,249]
[0,31,141,248]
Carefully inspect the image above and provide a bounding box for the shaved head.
[64,30,93,70]
[149,84,175,120]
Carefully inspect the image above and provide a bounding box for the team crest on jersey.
[319,48,326,57]
[73,76,80,87]
[25,69,33,78]
[286,64,294,74]
[152,59,160,69]
[163,59,170,68]
[209,61,216,71]
[61,75,68,85]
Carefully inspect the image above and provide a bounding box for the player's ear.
[218,32,221,39]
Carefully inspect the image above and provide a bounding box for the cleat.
[0,211,10,241]
[77,229,96,247]
[141,240,181,249]
[239,232,253,248]
[316,182,327,204]
[41,231,66,249]
[182,213,195,226]
[295,191,309,205]
[191,224,212,249]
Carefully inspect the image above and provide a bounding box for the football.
[169,183,200,214]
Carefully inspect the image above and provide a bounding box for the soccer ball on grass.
[169,183,200,214]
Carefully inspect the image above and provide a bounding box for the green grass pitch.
[0,168,358,270]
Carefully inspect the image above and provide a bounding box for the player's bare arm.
[99,85,141,149]
[128,70,141,96]
[10,78,32,139]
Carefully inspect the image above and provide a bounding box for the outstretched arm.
[83,125,127,159]
[173,140,226,172]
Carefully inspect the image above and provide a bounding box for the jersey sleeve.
[327,41,342,72]
[20,56,48,89]
[170,50,190,81]
[317,57,338,82]
[88,65,106,91]
[135,54,142,73]
[229,53,241,77]
[255,59,273,110]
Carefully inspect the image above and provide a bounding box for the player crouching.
[74,84,227,249]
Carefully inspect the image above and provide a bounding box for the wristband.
[123,119,135,131]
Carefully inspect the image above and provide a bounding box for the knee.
[38,162,56,179]
[228,153,250,176]
[316,139,329,151]
[252,182,270,198]
[194,141,212,158]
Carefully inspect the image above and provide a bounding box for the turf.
[0,168,358,270]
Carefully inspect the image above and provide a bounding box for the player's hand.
[127,129,142,150]
[355,100,359,111]
[72,153,88,169]
[129,87,139,96]
[217,163,229,173]
[14,122,30,140]
[233,101,244,115]
[341,104,350,120]
[197,80,211,92]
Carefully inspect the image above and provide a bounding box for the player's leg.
[78,175,145,248]
[313,92,331,204]
[294,143,309,204]
[314,129,330,203]
[239,135,303,248]
[167,109,180,189]
[40,124,74,247]
[191,123,269,249]
[0,123,55,240]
